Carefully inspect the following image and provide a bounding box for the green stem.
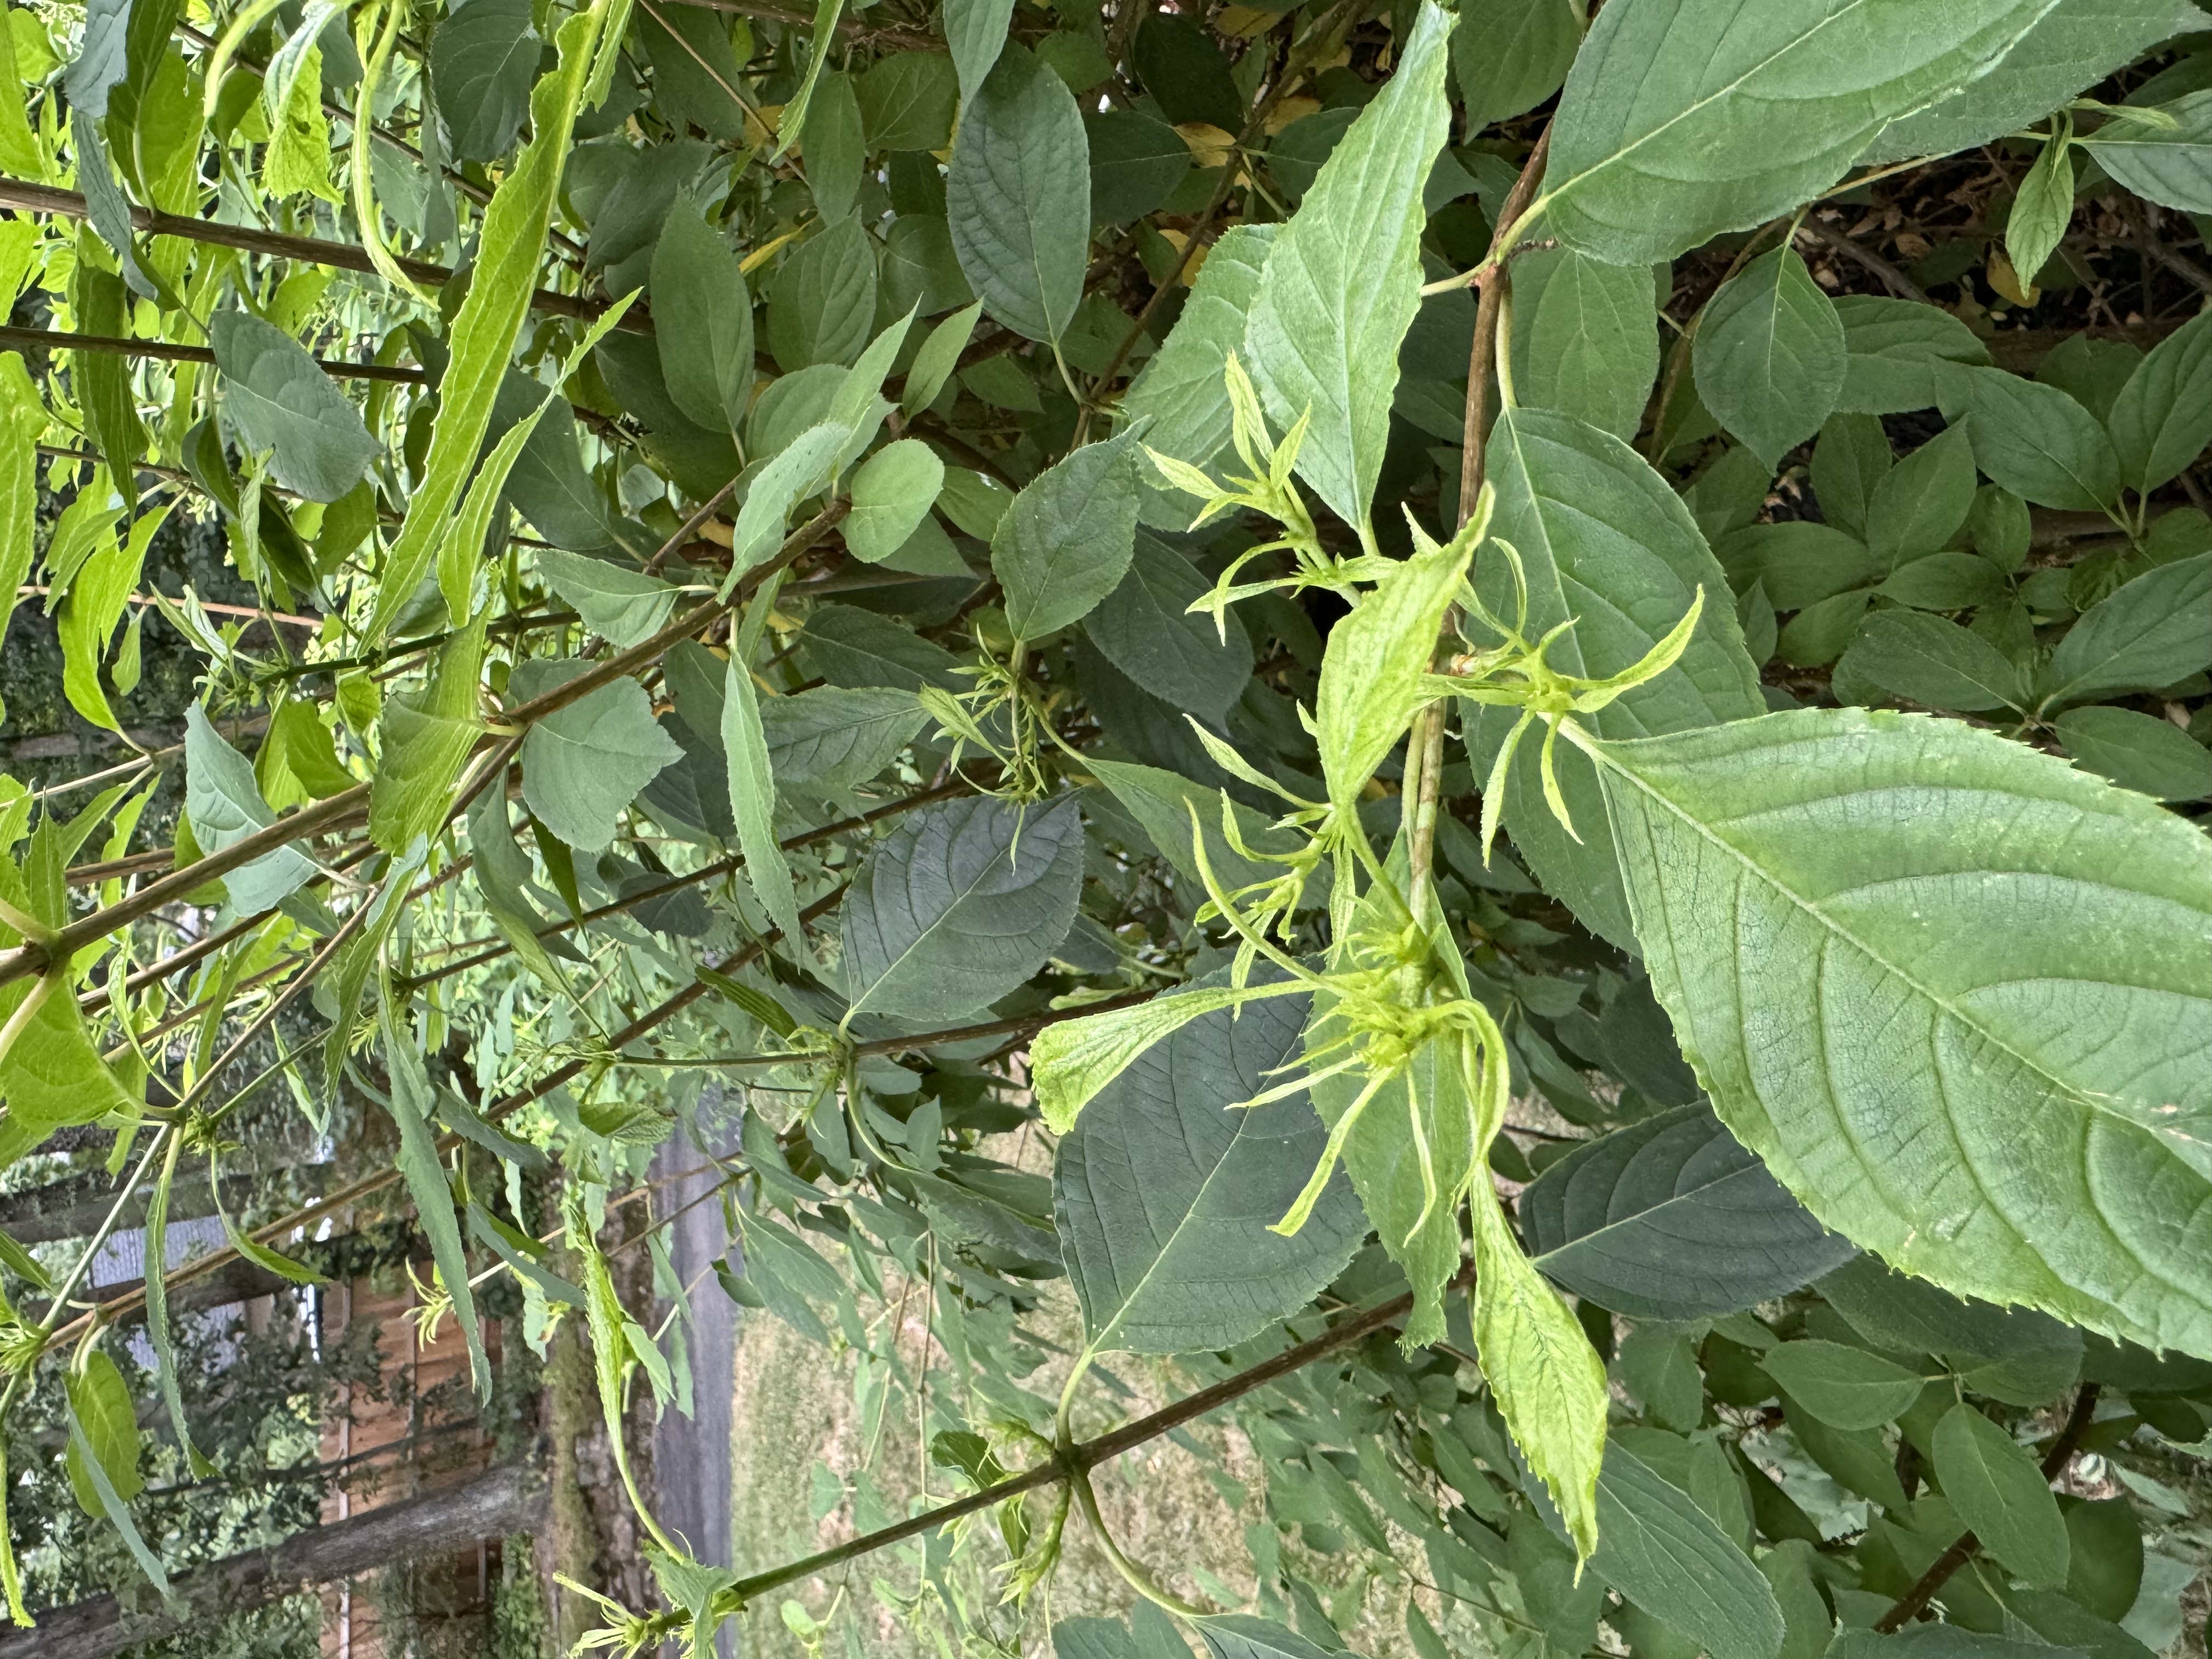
[1070,1465,1213,1619]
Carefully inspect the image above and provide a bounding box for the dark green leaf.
[2107,306,2212,495]
[2040,553,2212,708]
[840,794,1085,1020]
[1451,0,1579,132]
[1932,1402,2070,1588]
[1054,977,1363,1355]
[1521,1103,1855,1321]
[212,309,377,503]
[992,430,1142,640]
[430,0,537,162]
[1585,1443,1785,1659]
[651,202,754,435]
[516,665,685,852]
[2055,704,2212,802]
[1510,246,1660,442]
[760,686,929,789]
[855,52,957,152]
[1085,108,1192,224]
[1836,610,2027,712]
[768,216,879,371]
[947,44,1089,345]
[1833,295,1992,415]
[1085,529,1252,721]
[1865,425,1976,569]
[1938,362,2120,512]
[1757,1340,1926,1430]
[2079,89,2212,213]
[1691,247,1844,468]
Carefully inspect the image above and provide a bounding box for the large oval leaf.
[1540,0,2060,264]
[1053,980,1363,1355]
[946,43,1088,345]
[1520,1103,1857,1320]
[1465,408,1766,949]
[1588,706,2212,1356]
[841,794,1085,1021]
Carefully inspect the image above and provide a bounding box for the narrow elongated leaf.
[1590,706,2212,1356]
[1032,979,1304,1133]
[842,794,1085,1021]
[1691,247,1844,469]
[2056,705,2212,803]
[1054,979,1363,1355]
[1520,1103,1855,1320]
[368,0,608,641]
[1316,518,1471,814]
[1467,408,1765,949]
[946,45,1088,345]
[1932,1402,2070,1588]
[383,1021,490,1400]
[1837,610,2027,713]
[723,646,805,950]
[1541,0,2059,264]
[369,620,486,855]
[1242,0,1453,536]
[992,430,1141,640]
[63,1350,140,1514]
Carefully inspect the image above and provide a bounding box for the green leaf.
[803,70,865,222]
[2078,89,2212,212]
[800,602,964,691]
[0,353,47,671]
[1539,0,2059,264]
[902,301,980,415]
[1931,1402,2070,1588]
[1589,704,2212,1356]
[1509,246,1660,443]
[1870,0,2200,157]
[1054,977,1364,1355]
[1937,363,2121,512]
[2040,552,2212,708]
[64,0,128,115]
[428,0,537,162]
[856,51,957,152]
[368,0,610,641]
[1120,222,1273,521]
[1085,108,1192,224]
[1317,519,1471,815]
[533,548,680,649]
[992,429,1142,640]
[185,706,316,912]
[1520,1103,1855,1321]
[211,309,376,504]
[518,667,685,853]
[1086,529,1253,721]
[1833,296,1993,416]
[384,1011,491,1399]
[1691,247,1844,469]
[1866,425,1976,569]
[1468,1181,1607,1559]
[1032,979,1302,1134]
[1451,0,1580,132]
[65,1353,159,1590]
[945,0,1014,102]
[369,620,486,855]
[840,794,1085,1021]
[1876,550,2007,611]
[1468,408,1765,949]
[1084,758,1304,898]
[845,439,944,563]
[768,216,879,371]
[1585,1443,1785,1659]
[1757,1340,1925,1430]
[723,641,805,950]
[1242,1,1454,538]
[1818,1256,2084,1407]
[946,44,1089,345]
[2106,306,2212,495]
[2006,129,2074,289]
[1835,610,2027,712]
[652,202,754,435]
[761,686,928,788]
[2055,705,2212,802]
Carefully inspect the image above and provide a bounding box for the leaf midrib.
[853,806,1067,1011]
[1582,729,2138,1142]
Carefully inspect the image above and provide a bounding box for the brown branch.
[1873,1382,2101,1632]
[0,176,629,327]
[1797,215,1931,303]
[850,987,1155,1058]
[0,324,430,382]
[727,1265,1470,1603]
